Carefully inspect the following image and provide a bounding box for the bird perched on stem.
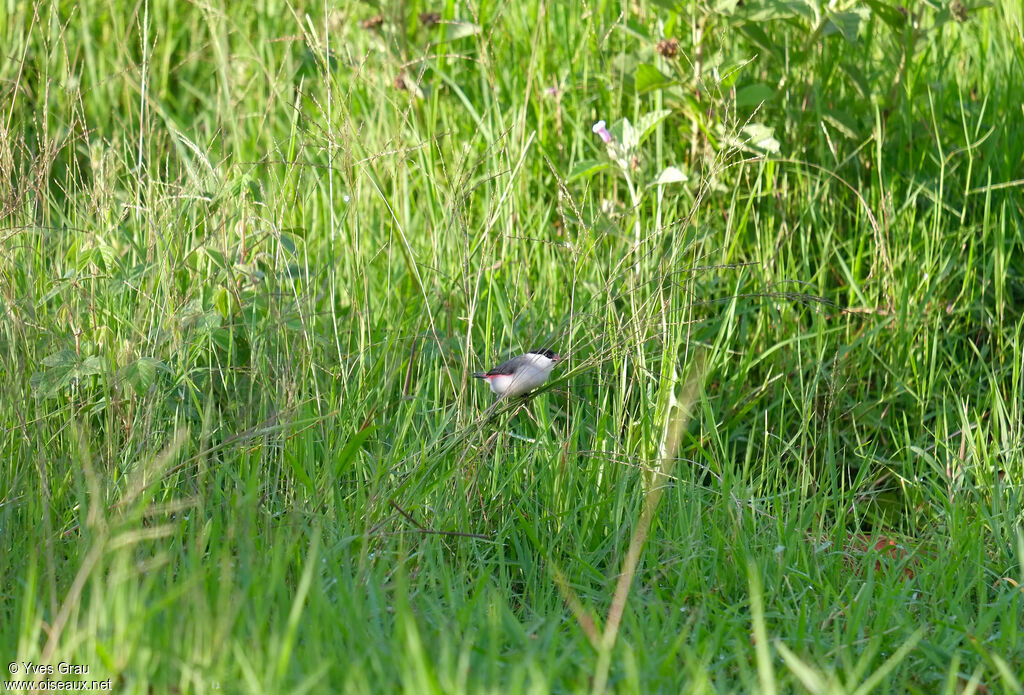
[473,349,562,399]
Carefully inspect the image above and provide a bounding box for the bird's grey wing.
[486,355,522,376]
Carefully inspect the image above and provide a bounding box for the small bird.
[473,349,563,398]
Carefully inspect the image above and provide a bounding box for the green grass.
[2,0,1023,692]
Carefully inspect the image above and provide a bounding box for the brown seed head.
[419,12,442,27]
[655,37,679,58]
[361,14,384,30]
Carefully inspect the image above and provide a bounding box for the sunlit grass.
[1,0,1023,692]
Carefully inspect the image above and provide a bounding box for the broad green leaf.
[568,159,610,182]
[30,367,73,398]
[32,351,103,398]
[651,166,689,186]
[205,248,228,272]
[440,20,480,41]
[211,327,233,352]
[74,248,95,273]
[736,83,775,107]
[824,8,868,42]
[864,0,907,30]
[635,64,673,94]
[737,23,780,60]
[85,244,120,273]
[742,123,781,154]
[278,232,298,254]
[42,349,78,368]
[38,281,65,307]
[78,356,103,377]
[122,357,165,396]
[612,118,640,150]
[182,298,221,331]
[179,299,205,324]
[739,0,809,22]
[214,286,231,319]
[635,109,673,146]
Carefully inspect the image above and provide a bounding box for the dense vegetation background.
[1,0,1022,692]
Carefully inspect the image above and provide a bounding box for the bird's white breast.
[492,355,554,396]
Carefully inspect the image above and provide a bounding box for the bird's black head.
[529,348,560,360]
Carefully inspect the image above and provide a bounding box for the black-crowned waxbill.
[473,349,562,398]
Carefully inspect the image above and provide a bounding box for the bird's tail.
[472,372,487,379]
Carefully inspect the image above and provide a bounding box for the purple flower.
[545,85,559,96]
[592,120,613,144]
